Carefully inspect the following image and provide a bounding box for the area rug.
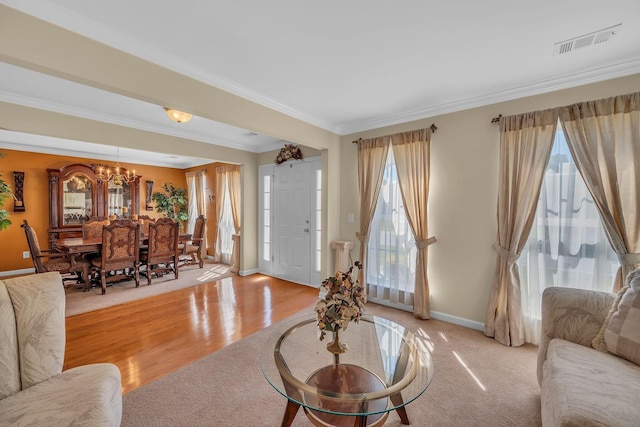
[122,303,541,426]
[65,261,232,317]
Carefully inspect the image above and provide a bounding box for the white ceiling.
[1,0,640,167]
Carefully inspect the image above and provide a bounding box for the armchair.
[179,215,206,269]
[21,219,90,286]
[538,286,640,426]
[0,272,122,425]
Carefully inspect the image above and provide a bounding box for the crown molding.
[337,58,640,135]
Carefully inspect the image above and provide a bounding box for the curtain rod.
[352,123,437,143]
[491,114,502,123]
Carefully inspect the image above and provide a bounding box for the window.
[262,174,271,263]
[314,169,322,272]
[518,129,618,344]
[367,147,416,311]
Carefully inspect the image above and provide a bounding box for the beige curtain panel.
[185,170,207,257]
[356,137,389,297]
[391,129,436,319]
[559,92,640,292]
[484,109,558,346]
[226,166,241,235]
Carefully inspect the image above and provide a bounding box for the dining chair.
[81,216,110,262]
[90,219,141,295]
[137,215,156,235]
[139,218,179,286]
[21,219,91,287]
[82,216,111,239]
[179,215,206,269]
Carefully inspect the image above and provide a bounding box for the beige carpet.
[64,261,232,317]
[122,303,541,426]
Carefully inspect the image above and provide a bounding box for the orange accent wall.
[0,148,197,273]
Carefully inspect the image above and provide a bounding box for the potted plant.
[151,183,189,226]
[0,153,14,231]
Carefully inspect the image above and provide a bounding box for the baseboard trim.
[430,310,484,331]
[239,268,258,276]
[0,268,36,278]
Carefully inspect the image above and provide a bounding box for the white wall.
[340,73,640,326]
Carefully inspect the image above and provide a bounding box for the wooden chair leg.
[101,271,107,295]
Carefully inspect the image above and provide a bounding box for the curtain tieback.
[493,242,520,264]
[416,236,437,249]
[617,252,640,266]
[356,232,368,244]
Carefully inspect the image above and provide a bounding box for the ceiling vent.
[554,23,621,55]
[245,132,259,137]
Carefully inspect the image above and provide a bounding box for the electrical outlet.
[23,251,30,259]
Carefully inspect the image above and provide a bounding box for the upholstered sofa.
[0,272,122,426]
[538,272,640,426]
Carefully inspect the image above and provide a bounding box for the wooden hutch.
[47,163,141,248]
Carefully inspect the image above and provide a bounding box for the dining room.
[0,147,220,284]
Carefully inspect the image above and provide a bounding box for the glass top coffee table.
[260,314,434,427]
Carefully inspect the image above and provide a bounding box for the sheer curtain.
[214,166,239,265]
[367,147,417,312]
[517,130,618,344]
[484,110,557,346]
[391,129,436,319]
[560,92,640,292]
[185,170,207,253]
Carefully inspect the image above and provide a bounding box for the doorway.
[259,158,321,286]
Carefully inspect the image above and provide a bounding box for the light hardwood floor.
[63,273,320,394]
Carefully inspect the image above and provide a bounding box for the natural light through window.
[367,147,416,311]
[518,128,618,344]
[453,351,487,391]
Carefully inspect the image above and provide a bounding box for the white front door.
[273,162,311,285]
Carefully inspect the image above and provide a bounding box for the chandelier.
[96,147,136,186]
[164,107,192,123]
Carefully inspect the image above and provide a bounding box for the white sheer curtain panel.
[214,166,237,265]
[367,147,417,312]
[185,170,206,234]
[517,130,618,345]
[559,92,640,291]
[185,170,207,260]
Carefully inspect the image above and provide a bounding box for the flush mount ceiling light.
[164,107,192,123]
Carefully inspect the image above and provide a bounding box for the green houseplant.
[0,153,15,231]
[151,183,189,224]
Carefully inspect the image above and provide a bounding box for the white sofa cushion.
[542,338,640,427]
[3,272,66,390]
[592,269,640,365]
[0,363,122,426]
[0,281,20,399]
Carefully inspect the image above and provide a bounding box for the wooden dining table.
[56,233,193,287]
[56,233,193,255]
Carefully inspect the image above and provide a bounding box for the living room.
[1,2,640,426]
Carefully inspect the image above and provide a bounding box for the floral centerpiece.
[315,261,364,353]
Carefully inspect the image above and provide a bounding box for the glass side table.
[260,314,434,427]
